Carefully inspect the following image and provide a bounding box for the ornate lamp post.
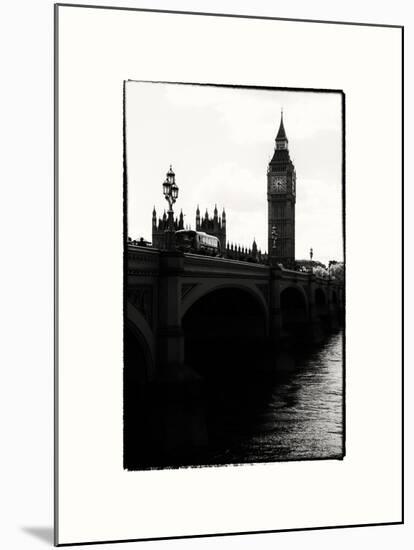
[162,165,179,249]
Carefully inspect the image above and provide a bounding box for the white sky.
[126,81,343,265]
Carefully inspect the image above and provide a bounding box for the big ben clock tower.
[267,111,296,268]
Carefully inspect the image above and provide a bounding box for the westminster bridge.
[126,244,344,381]
[124,244,344,466]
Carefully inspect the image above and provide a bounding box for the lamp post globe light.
[163,165,179,249]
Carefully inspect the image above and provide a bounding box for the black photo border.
[54,3,404,546]
[122,78,346,469]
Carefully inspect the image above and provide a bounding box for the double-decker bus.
[175,230,221,256]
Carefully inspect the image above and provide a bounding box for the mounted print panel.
[55,4,402,545]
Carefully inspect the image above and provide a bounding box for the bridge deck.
[127,245,336,286]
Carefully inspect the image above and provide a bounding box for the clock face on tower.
[270,175,287,193]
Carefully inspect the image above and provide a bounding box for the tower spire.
[271,109,289,154]
[276,110,287,141]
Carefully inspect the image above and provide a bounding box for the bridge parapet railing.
[277,266,312,282]
[314,274,333,284]
[127,245,161,274]
[183,252,270,278]
[277,267,341,286]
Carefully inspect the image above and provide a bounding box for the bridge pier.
[327,285,340,330]
[306,277,325,342]
[153,251,207,460]
[157,251,185,369]
[269,268,283,345]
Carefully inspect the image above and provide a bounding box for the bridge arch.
[280,282,309,309]
[182,286,268,376]
[126,302,156,381]
[123,316,156,468]
[181,281,268,322]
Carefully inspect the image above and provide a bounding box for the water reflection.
[125,329,344,469]
[192,329,344,466]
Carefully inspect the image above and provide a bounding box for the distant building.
[151,111,299,266]
[196,205,226,250]
[267,112,296,268]
[151,207,184,249]
[151,205,226,250]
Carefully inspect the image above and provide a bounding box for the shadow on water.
[124,288,344,470]
[174,328,343,467]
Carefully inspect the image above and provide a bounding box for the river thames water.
[189,328,344,466]
[126,328,344,469]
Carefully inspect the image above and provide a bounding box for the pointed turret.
[252,238,258,254]
[196,205,200,230]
